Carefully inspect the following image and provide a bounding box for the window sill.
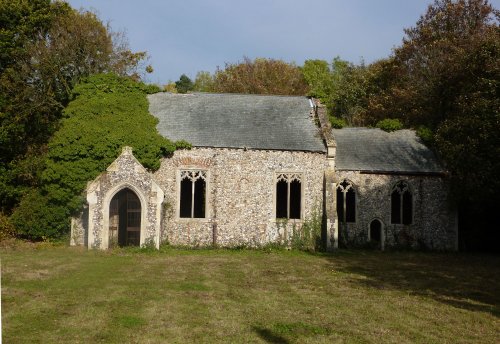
[271,218,303,224]
[176,217,212,223]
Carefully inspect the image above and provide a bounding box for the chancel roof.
[332,128,444,174]
[147,92,326,152]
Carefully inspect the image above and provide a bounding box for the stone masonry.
[154,147,327,247]
[81,147,164,249]
[334,171,457,250]
[70,93,458,251]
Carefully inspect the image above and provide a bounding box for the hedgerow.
[11,73,187,239]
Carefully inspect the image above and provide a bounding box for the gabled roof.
[147,92,326,152]
[332,128,444,174]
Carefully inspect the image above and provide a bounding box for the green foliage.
[290,208,323,252]
[175,74,194,93]
[11,73,178,239]
[0,1,150,214]
[193,71,214,92]
[376,118,403,132]
[0,211,15,240]
[325,57,383,125]
[10,189,68,239]
[163,82,177,93]
[0,0,70,74]
[329,116,347,129]
[301,59,332,101]
[416,126,434,144]
[213,57,309,95]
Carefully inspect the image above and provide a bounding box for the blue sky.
[67,0,500,85]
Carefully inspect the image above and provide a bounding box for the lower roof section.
[333,128,445,174]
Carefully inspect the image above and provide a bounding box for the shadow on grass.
[252,326,290,344]
[322,250,500,317]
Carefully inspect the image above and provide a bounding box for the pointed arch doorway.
[368,218,385,251]
[108,188,141,247]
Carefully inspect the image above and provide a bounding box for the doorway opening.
[369,219,383,250]
[109,188,141,247]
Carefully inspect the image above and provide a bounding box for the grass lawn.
[1,243,499,343]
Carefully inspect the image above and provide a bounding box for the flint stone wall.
[154,147,327,247]
[70,206,88,246]
[335,171,457,250]
[84,147,164,249]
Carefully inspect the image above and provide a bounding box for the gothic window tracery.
[391,181,412,225]
[276,173,302,219]
[336,180,356,223]
[180,170,207,218]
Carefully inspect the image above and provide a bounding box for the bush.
[329,116,347,129]
[416,125,434,145]
[10,190,69,240]
[376,118,403,132]
[290,207,323,252]
[0,211,15,240]
[12,73,186,239]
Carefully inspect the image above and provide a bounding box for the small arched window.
[391,181,412,225]
[336,180,356,223]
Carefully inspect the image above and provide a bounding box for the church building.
[71,92,457,251]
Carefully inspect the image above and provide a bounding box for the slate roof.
[147,92,326,152]
[332,128,444,174]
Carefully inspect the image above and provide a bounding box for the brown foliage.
[212,57,309,95]
[365,0,499,128]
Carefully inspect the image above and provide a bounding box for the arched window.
[180,170,207,218]
[276,173,302,219]
[391,181,412,225]
[336,180,356,223]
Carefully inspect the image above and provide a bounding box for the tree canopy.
[10,73,187,239]
[314,0,499,250]
[212,57,309,95]
[0,0,150,214]
[175,74,194,93]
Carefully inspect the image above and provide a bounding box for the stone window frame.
[336,179,357,224]
[176,168,211,222]
[273,171,304,222]
[390,180,414,225]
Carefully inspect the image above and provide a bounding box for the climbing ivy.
[11,73,189,239]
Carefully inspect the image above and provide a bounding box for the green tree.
[193,71,214,92]
[327,57,381,126]
[175,74,194,93]
[10,73,187,239]
[0,1,149,213]
[361,0,500,250]
[301,59,332,101]
[213,57,309,95]
[0,0,69,74]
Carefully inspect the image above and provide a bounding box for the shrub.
[290,207,323,252]
[329,116,347,129]
[416,125,434,145]
[0,211,15,240]
[376,118,403,132]
[10,190,68,240]
[11,73,186,239]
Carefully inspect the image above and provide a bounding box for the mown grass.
[1,242,499,343]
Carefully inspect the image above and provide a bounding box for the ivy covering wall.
[11,73,189,239]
